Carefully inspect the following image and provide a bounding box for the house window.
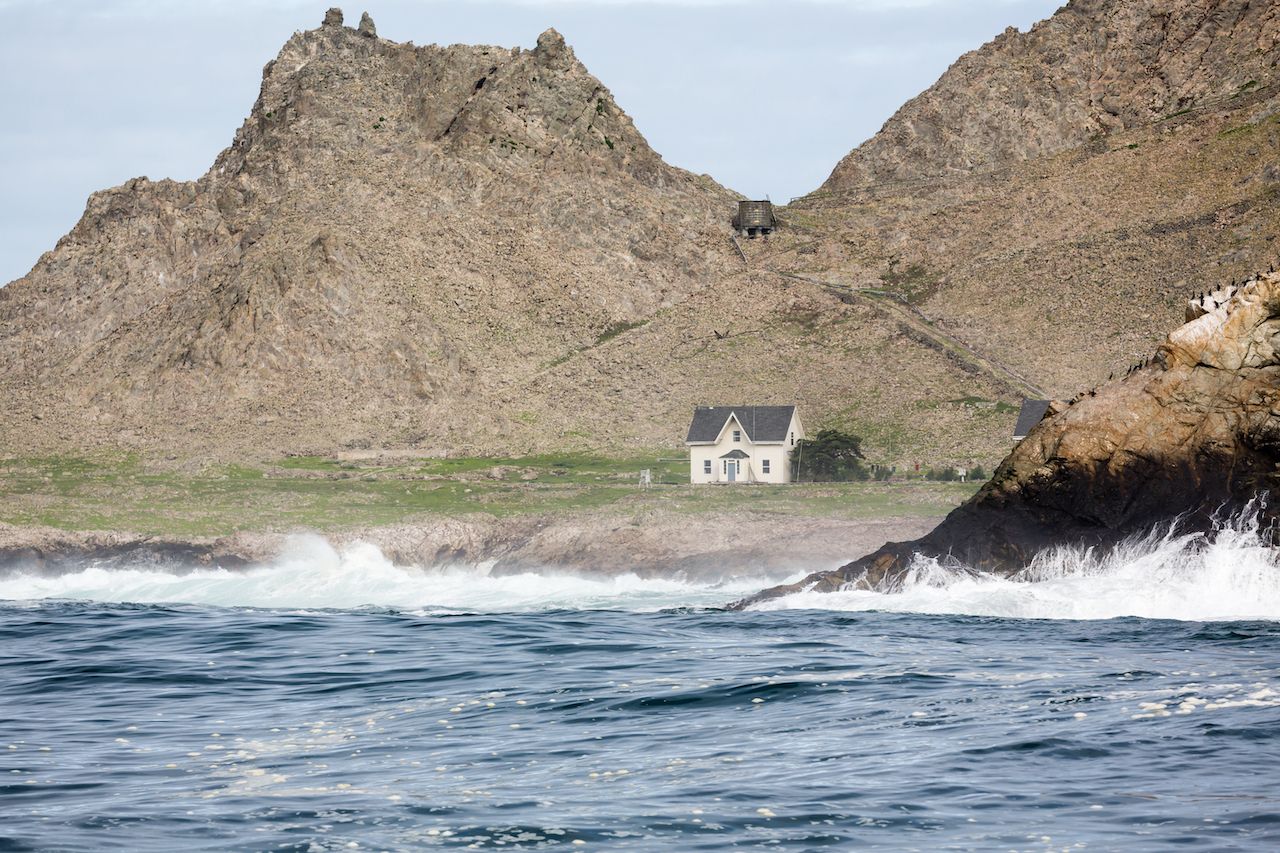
[762,459,771,474]
[790,432,795,446]
[703,460,712,475]
[733,430,742,443]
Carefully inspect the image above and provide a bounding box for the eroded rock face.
[736,270,1280,607]
[823,0,1280,189]
[0,14,738,458]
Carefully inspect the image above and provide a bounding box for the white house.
[685,405,805,484]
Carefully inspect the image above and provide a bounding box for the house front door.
[727,461,737,482]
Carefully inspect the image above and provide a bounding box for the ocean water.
[5,524,1280,851]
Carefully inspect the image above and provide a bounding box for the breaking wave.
[6,508,1280,621]
[0,535,776,613]
[760,507,1280,621]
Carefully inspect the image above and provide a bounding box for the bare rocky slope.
[762,78,1280,402]
[823,0,1280,189]
[0,11,740,457]
[3,2,1279,473]
[755,0,1280,427]
[0,8,1013,467]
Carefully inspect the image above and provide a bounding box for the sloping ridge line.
[778,271,1049,400]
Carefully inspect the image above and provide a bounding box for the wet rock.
[735,270,1280,608]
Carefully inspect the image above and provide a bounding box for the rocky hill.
[0,8,1017,465]
[0,11,738,456]
[2,3,1277,471]
[755,0,1280,429]
[762,77,1280,398]
[823,0,1280,189]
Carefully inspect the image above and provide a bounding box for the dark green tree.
[794,429,869,482]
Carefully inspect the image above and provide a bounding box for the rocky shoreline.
[735,270,1280,608]
[0,511,939,585]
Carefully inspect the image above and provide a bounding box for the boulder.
[534,28,572,70]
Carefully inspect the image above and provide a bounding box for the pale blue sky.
[0,0,1061,285]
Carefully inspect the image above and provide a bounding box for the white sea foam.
[6,510,1280,620]
[760,509,1280,621]
[0,534,776,612]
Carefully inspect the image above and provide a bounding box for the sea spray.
[0,534,780,612]
[7,508,1280,622]
[761,505,1280,621]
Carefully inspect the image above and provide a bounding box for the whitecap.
[0,534,782,613]
[757,506,1280,622]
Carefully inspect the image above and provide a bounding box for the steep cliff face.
[735,269,1280,607]
[822,0,1280,190]
[0,10,739,455]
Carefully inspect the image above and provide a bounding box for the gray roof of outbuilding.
[1013,399,1051,438]
[686,406,796,444]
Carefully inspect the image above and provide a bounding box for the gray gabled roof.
[720,449,750,459]
[686,405,796,444]
[1013,399,1051,439]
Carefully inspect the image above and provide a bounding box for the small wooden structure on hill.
[734,201,776,238]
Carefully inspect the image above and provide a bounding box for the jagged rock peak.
[323,7,343,27]
[358,11,376,37]
[216,16,662,182]
[535,28,572,68]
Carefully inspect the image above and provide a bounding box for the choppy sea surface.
[5,522,1280,851]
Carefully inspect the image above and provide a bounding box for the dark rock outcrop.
[734,269,1280,608]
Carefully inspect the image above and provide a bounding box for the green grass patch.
[1219,124,1255,138]
[880,260,939,305]
[820,413,910,463]
[0,453,975,537]
[542,320,649,371]
[594,319,646,345]
[942,397,1018,414]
